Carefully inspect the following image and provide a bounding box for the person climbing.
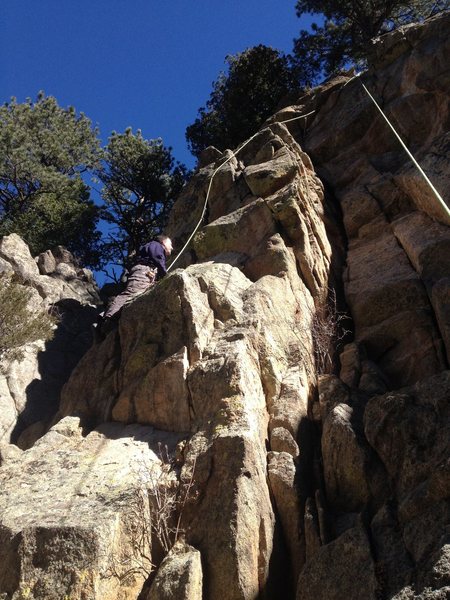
[97,234,173,337]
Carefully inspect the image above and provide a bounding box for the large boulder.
[296,522,378,600]
[0,417,184,600]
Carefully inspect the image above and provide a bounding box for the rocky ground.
[0,11,449,600]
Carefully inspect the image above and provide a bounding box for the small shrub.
[311,290,350,374]
[140,445,196,555]
[0,273,57,365]
[107,445,197,582]
[294,289,350,376]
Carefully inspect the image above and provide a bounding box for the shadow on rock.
[11,298,99,448]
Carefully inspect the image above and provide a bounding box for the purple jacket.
[137,240,167,278]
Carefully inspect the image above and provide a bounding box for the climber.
[97,235,173,335]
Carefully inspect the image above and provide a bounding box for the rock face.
[58,248,318,598]
[294,12,450,600]
[296,12,450,390]
[146,540,203,600]
[0,417,183,600]
[0,234,100,446]
[0,12,449,600]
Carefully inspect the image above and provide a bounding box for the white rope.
[354,73,450,220]
[126,74,448,309]
[167,110,316,271]
[167,73,450,274]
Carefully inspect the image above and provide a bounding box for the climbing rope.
[107,73,448,315]
[167,109,316,271]
[167,71,449,274]
[352,72,450,221]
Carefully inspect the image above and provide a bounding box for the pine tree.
[99,129,188,275]
[0,93,103,267]
[293,0,449,86]
[0,274,57,367]
[186,45,297,158]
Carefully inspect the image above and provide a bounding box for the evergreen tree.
[99,129,188,274]
[0,273,57,366]
[0,93,103,267]
[293,0,449,86]
[186,45,297,158]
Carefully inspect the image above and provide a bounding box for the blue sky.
[1,1,315,169]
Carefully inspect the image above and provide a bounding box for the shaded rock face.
[291,13,449,600]
[0,234,100,446]
[0,13,449,600]
[295,12,450,389]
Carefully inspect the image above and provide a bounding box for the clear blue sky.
[1,0,315,169]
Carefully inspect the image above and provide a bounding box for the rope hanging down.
[168,74,449,273]
[167,110,316,271]
[354,73,450,221]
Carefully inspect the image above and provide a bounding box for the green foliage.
[98,129,188,273]
[0,93,103,267]
[293,0,449,85]
[186,45,297,158]
[0,273,57,365]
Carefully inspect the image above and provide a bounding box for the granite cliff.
[0,12,449,600]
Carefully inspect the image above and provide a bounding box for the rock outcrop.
[292,12,450,600]
[0,234,100,447]
[145,540,203,600]
[293,12,450,389]
[0,11,449,600]
[57,146,322,596]
[0,417,183,600]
